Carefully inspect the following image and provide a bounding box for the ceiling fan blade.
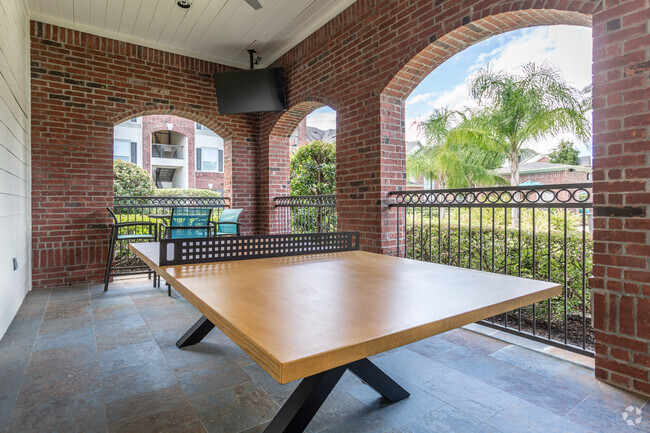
[244,0,262,9]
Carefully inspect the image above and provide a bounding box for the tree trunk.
[510,148,520,226]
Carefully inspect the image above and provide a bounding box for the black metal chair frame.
[104,207,157,292]
[209,220,242,236]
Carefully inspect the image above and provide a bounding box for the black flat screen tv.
[213,68,287,115]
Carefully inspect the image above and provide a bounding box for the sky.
[305,25,592,156]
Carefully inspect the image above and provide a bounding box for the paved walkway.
[0,279,648,433]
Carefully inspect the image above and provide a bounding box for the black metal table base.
[176,315,410,433]
[176,315,215,348]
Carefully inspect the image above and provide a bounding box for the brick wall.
[195,172,224,192]
[30,22,259,287]
[591,0,650,397]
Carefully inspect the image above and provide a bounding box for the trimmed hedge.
[404,208,593,320]
[153,188,221,197]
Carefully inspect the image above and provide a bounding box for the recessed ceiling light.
[177,0,192,9]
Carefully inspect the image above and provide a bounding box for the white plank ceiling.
[27,0,357,69]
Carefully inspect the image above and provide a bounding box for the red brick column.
[591,0,650,396]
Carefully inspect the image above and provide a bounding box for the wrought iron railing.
[110,196,230,275]
[389,183,594,356]
[274,194,337,234]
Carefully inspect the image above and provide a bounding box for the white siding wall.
[0,0,31,338]
[113,118,143,167]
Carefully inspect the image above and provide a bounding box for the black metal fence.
[388,183,594,356]
[274,194,337,234]
[111,196,230,274]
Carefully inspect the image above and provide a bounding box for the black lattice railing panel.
[114,196,230,209]
[274,194,337,207]
[159,232,359,266]
[389,183,592,209]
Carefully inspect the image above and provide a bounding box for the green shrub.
[404,208,593,320]
[113,160,155,196]
[290,141,336,196]
[153,188,221,198]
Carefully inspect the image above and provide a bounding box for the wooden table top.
[130,242,561,384]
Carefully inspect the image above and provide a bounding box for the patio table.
[129,232,560,433]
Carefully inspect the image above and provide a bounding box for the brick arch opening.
[262,100,336,234]
[113,109,231,195]
[382,10,592,100]
[112,105,234,140]
[375,9,594,256]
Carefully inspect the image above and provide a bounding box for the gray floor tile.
[348,375,445,428]
[486,366,589,417]
[174,358,252,398]
[404,335,457,358]
[489,345,572,378]
[420,370,518,421]
[8,388,105,433]
[91,301,139,322]
[162,342,229,369]
[106,399,198,433]
[98,339,167,373]
[95,323,153,352]
[43,298,91,320]
[439,329,509,355]
[33,326,95,352]
[554,365,648,407]
[565,393,650,432]
[484,399,592,433]
[433,346,514,381]
[101,363,179,404]
[402,404,501,433]
[104,383,189,424]
[162,420,208,433]
[16,344,100,406]
[37,314,94,336]
[190,381,279,433]
[372,349,452,385]
[319,411,402,433]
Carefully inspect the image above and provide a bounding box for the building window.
[130,117,138,123]
[196,123,207,130]
[196,147,223,172]
[114,139,137,163]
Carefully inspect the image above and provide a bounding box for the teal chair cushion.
[216,208,242,235]
[170,207,212,239]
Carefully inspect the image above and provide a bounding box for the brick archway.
[114,108,231,192]
[375,9,593,256]
[262,100,336,234]
[382,10,593,100]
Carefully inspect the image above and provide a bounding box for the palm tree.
[407,108,506,189]
[449,62,591,186]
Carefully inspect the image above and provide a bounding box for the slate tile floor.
[1,279,648,433]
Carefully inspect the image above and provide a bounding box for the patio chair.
[210,208,243,236]
[160,207,213,239]
[104,207,157,292]
[157,207,213,296]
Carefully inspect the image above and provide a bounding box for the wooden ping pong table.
[130,232,560,433]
